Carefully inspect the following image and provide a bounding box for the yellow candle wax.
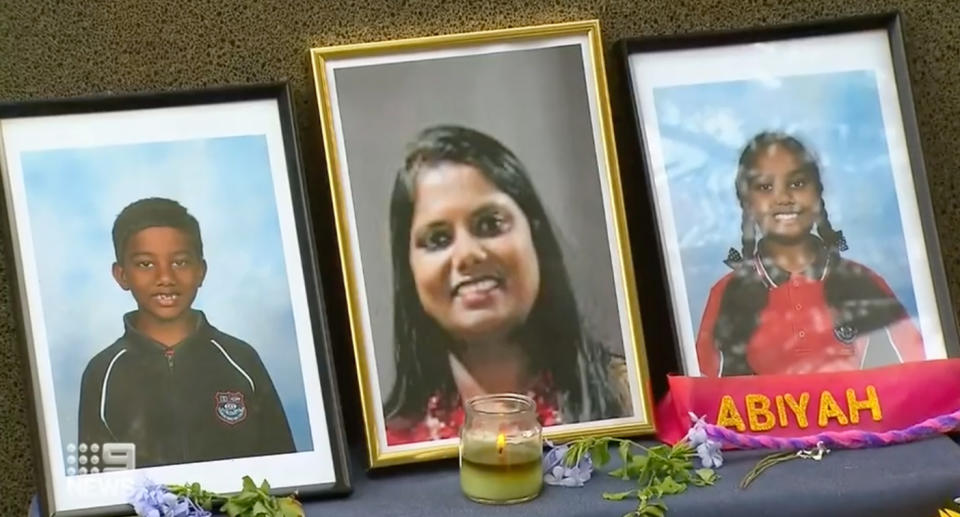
[460,434,542,504]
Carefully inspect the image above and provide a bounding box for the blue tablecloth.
[29,436,960,516]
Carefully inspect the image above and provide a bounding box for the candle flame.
[496,432,506,455]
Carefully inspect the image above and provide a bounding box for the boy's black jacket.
[78,311,296,468]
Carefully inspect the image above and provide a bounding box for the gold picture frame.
[311,20,655,468]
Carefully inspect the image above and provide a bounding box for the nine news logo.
[64,442,136,475]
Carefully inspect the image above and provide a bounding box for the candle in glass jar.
[459,394,543,504]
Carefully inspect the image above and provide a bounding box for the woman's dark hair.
[383,125,617,421]
[713,131,910,375]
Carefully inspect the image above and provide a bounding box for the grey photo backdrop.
[332,43,626,398]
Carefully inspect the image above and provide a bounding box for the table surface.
[29,436,960,517]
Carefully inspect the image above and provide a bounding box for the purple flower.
[542,441,593,487]
[695,439,723,469]
[685,412,723,469]
[128,478,211,517]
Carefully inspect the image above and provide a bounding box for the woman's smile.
[453,275,505,308]
[408,162,540,343]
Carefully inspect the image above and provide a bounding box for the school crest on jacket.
[215,391,247,424]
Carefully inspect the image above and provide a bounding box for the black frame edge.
[275,82,353,497]
[884,13,960,355]
[609,38,682,398]
[0,82,353,517]
[614,10,960,377]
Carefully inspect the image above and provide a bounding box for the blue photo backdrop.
[20,135,313,457]
[652,70,918,334]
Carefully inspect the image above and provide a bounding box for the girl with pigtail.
[694,131,925,376]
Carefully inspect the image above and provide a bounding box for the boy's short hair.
[112,198,204,262]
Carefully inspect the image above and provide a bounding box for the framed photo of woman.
[0,84,350,516]
[620,12,960,377]
[312,20,656,467]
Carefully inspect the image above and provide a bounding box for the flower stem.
[739,451,797,489]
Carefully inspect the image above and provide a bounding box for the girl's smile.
[773,211,800,222]
[745,144,819,242]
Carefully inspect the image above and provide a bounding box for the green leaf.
[641,501,668,517]
[252,500,271,515]
[602,489,636,501]
[260,478,272,492]
[609,467,628,480]
[564,439,589,467]
[242,476,257,492]
[647,444,670,460]
[657,476,687,495]
[233,491,260,504]
[564,435,718,517]
[696,468,718,484]
[591,441,612,467]
[625,455,648,479]
[672,468,692,483]
[221,500,246,517]
[619,440,633,464]
[278,496,305,517]
[652,486,664,498]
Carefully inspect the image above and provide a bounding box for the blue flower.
[685,412,723,469]
[128,478,211,517]
[542,441,593,487]
[695,438,723,469]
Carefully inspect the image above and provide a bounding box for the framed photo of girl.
[311,20,656,467]
[0,84,350,516]
[620,12,960,378]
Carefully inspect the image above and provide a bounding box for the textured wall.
[0,0,958,512]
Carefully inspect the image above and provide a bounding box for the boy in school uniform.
[78,197,296,469]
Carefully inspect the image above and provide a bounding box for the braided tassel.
[702,408,960,450]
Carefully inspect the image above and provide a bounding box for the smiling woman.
[312,22,654,466]
[407,160,540,346]
[383,125,629,445]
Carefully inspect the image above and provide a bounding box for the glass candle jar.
[459,393,543,504]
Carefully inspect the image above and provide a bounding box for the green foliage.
[220,477,304,517]
[168,481,220,511]
[168,476,304,517]
[692,468,719,487]
[564,437,717,517]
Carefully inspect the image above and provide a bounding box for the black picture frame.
[617,12,960,377]
[0,83,351,516]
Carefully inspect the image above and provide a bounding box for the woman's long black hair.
[713,131,911,375]
[383,125,619,421]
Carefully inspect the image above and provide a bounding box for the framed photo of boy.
[311,20,655,467]
[0,84,350,516]
[620,12,960,378]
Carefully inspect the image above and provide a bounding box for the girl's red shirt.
[695,255,925,376]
